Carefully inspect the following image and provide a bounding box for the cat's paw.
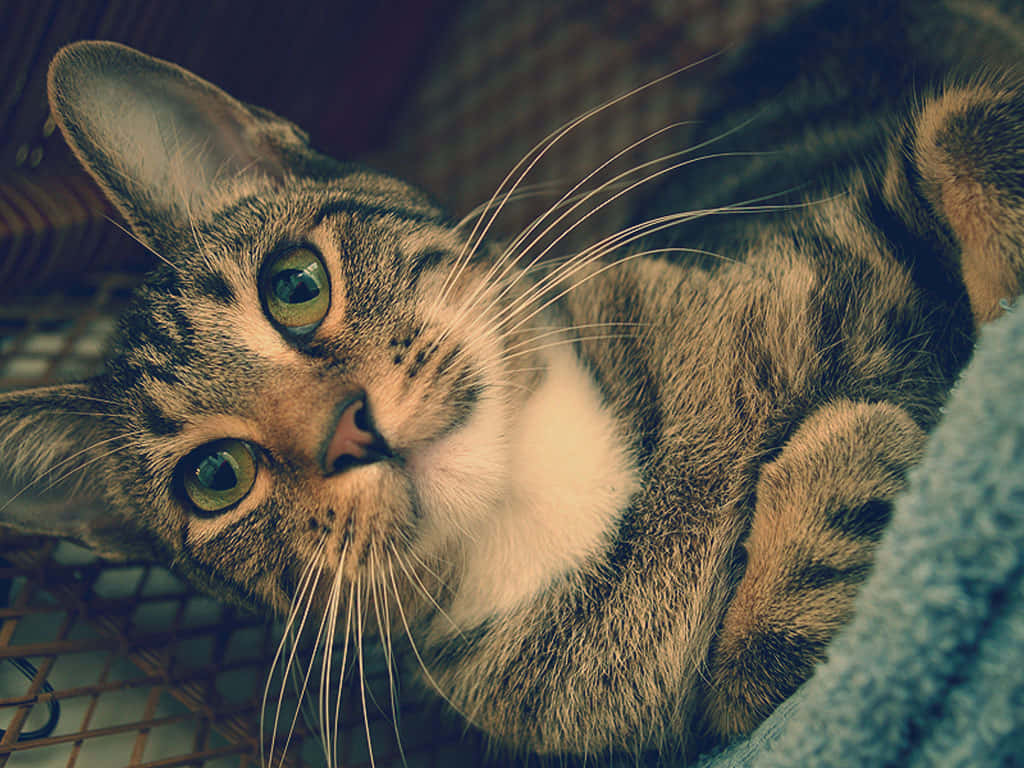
[913,82,1024,323]
[704,400,926,737]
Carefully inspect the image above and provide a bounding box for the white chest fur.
[443,344,640,628]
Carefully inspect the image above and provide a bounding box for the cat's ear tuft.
[47,40,323,251]
[0,381,159,561]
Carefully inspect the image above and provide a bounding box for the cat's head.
[0,41,543,615]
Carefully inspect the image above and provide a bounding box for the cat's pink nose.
[321,394,391,474]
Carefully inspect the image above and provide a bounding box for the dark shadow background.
[0,0,816,295]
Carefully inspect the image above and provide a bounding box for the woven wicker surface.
[0,1,816,765]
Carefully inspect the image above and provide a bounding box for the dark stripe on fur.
[314,199,446,228]
[195,271,236,304]
[785,560,872,594]
[938,99,1024,193]
[135,392,182,436]
[825,498,894,540]
[714,628,828,719]
[863,165,965,307]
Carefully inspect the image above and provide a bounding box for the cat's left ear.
[47,40,331,253]
[0,381,160,561]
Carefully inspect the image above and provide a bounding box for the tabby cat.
[1,0,1023,763]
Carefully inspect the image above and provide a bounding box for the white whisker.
[454,121,695,328]
[371,548,409,767]
[502,334,639,362]
[431,52,725,334]
[386,558,467,719]
[262,535,328,768]
[319,542,347,766]
[393,551,466,641]
[104,215,180,272]
[354,575,376,768]
[441,106,770,349]
[332,577,358,768]
[492,194,814,341]
[464,151,768,341]
[455,179,572,229]
[500,322,646,355]
[278,552,337,768]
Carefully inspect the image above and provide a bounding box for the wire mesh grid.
[0,278,492,768]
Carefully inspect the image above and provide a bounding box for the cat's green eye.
[261,247,330,333]
[180,439,257,515]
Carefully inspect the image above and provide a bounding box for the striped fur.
[1,0,1023,761]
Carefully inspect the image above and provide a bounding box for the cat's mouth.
[320,393,395,475]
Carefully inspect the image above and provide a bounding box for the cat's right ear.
[47,41,331,254]
[0,382,159,561]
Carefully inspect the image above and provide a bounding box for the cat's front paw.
[704,400,926,738]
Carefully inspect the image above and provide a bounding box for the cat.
[1,0,1023,763]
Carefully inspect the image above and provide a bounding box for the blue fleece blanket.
[699,303,1024,768]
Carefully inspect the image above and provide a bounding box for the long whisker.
[447,236,714,365]
[332,578,358,768]
[455,179,573,229]
[319,542,347,766]
[492,196,814,340]
[500,322,646,355]
[441,105,770,351]
[104,215,180,272]
[267,538,328,768]
[286,599,329,756]
[371,548,409,768]
[498,246,706,341]
[501,333,639,362]
[457,151,769,345]
[392,550,465,641]
[463,52,725,253]
[386,557,467,719]
[354,575,376,768]
[392,533,452,590]
[431,52,725,327]
[262,535,328,768]
[278,554,336,768]
[456,121,695,326]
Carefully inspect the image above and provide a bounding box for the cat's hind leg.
[703,399,926,738]
[907,81,1024,324]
